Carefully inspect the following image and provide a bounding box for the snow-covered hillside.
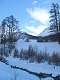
[16,39,60,55]
[39,27,56,37]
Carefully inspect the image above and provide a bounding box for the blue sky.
[0,0,60,35]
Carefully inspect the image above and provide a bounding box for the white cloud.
[23,25,47,36]
[27,7,49,25]
[32,0,38,4]
[25,7,50,35]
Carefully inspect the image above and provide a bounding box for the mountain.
[12,32,39,42]
[39,27,56,37]
[13,27,60,43]
[38,27,60,42]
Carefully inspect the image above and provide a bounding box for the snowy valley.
[0,32,60,80]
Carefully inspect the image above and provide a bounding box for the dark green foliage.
[0,47,9,57]
[0,47,4,57]
[20,49,29,60]
[0,15,19,58]
[19,45,37,61]
[37,37,43,42]
[19,46,49,63]
[1,15,19,43]
[36,53,43,63]
[49,3,60,32]
[25,38,29,42]
[48,53,60,66]
[7,44,60,65]
[19,46,60,65]
[13,48,19,58]
[50,52,60,65]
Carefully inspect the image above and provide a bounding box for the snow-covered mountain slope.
[14,32,38,41]
[15,39,60,55]
[39,27,56,37]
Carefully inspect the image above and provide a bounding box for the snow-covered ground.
[7,56,60,77]
[16,39,60,55]
[0,55,60,80]
[0,61,39,80]
[0,38,60,80]
[1,56,60,80]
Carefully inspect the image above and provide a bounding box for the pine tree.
[1,15,19,42]
[1,19,7,55]
[1,15,19,55]
[49,3,60,32]
[7,15,18,34]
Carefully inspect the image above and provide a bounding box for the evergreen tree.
[1,19,6,35]
[1,19,7,55]
[49,3,60,32]
[1,15,19,55]
[1,15,19,42]
[7,15,18,33]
